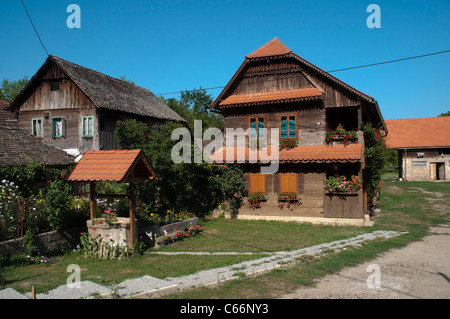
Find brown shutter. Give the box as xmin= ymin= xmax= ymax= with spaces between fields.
xmin=250 ymin=173 xmax=266 ymax=193
xmin=280 ymin=173 xmax=298 ymax=193
xmin=258 ymin=174 xmax=266 ymax=193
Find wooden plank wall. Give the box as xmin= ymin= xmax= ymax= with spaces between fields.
xmin=21 ymin=63 xmax=96 ymax=111
xmin=323 ymin=191 xmax=363 ymax=219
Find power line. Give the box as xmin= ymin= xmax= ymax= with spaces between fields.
xmin=156 ymin=49 xmax=450 ymax=96
xmin=20 ymin=0 xmax=49 ymax=56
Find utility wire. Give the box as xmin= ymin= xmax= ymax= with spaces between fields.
xmin=156 ymin=49 xmax=450 ymax=96
xmin=20 ymin=0 xmax=49 ymax=56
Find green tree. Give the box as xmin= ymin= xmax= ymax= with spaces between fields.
xmin=160 ymin=87 xmax=224 ymax=132
xmin=117 ymin=75 xmax=135 ymax=85
xmin=362 ymin=123 xmax=388 ymax=207
xmin=0 ymin=76 xmax=29 ymax=101
xmin=114 ymin=119 xmax=228 ymax=217
xmin=438 ymin=110 xmax=450 ymax=117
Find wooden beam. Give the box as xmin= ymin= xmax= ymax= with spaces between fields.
xmin=128 ymin=183 xmax=136 ymax=250
xmin=89 ymin=182 xmax=97 ymax=220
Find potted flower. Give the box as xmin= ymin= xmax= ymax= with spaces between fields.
xmin=326 ymin=124 xmax=358 ymax=145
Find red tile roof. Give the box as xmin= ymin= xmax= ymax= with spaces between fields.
xmin=246 ymin=38 xmax=292 ymax=58
xmin=68 ymin=150 xmax=158 ymax=182
xmin=218 ymin=88 xmax=322 ymax=107
xmin=210 ymin=144 xmax=362 ymax=164
xmin=385 ymin=117 xmax=450 ymax=149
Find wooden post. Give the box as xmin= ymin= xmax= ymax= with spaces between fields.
xmin=89 ymin=181 xmax=97 ymax=220
xmin=31 ymin=286 xmax=36 ymax=299
xmin=128 ymin=182 xmax=136 ymax=250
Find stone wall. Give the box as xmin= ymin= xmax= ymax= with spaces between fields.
xmin=402 ymin=155 xmax=450 ymax=181
xmin=0 ymin=225 xmax=86 ymax=256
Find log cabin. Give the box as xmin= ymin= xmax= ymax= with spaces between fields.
xmin=210 ymin=38 xmax=387 ymax=224
xmin=8 ymin=56 xmax=186 ymax=158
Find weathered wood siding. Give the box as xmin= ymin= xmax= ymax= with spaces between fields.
xmin=21 ymin=64 xmax=96 ymax=111
xmin=223 ymin=106 xmax=325 ymax=146
xmin=240 ymin=165 xmax=325 ymax=218
xmin=17 ymin=108 xmax=98 ymax=154
xmin=324 ymin=191 xmax=364 ymax=219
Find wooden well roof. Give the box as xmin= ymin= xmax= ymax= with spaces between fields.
xmin=67 ymin=149 xmax=159 ymax=183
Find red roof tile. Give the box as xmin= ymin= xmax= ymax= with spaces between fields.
xmin=219 ymin=88 xmax=322 ymax=107
xmin=385 ymin=117 xmax=450 ymax=149
xmin=68 ymin=150 xmax=158 ymax=182
xmin=246 ymin=38 xmax=292 ymax=58
xmin=210 ymin=144 xmax=362 ymax=164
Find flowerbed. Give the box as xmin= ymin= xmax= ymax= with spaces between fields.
xmin=325 ymin=175 xmax=362 ymax=193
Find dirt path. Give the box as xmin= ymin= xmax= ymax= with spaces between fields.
xmin=279 ymin=226 xmax=450 ymax=299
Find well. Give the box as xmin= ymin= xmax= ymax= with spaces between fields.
xmin=68 ymin=149 xmax=159 ymax=250
xmin=87 ymin=218 xmax=137 ymax=247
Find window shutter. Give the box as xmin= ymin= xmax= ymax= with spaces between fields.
xmin=250 ymin=174 xmax=266 ymax=193
xmin=280 ymin=173 xmax=298 ymax=193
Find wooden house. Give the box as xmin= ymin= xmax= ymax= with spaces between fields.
xmin=8 ymin=56 xmax=186 ymax=158
xmin=385 ymin=117 xmax=450 ymax=181
xmin=210 ymin=38 xmax=386 ymax=223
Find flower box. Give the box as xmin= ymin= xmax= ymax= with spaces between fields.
xmin=138 ymin=217 xmax=198 ymax=239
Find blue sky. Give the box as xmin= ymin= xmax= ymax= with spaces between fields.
xmin=1 ymin=0 xmax=449 ymax=120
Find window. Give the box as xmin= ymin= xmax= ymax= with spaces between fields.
xmin=279 ymin=114 xmax=297 ymax=139
xmin=32 ymin=118 xmax=44 ymax=138
xmin=51 ymin=117 xmax=65 ymax=138
xmin=50 ymin=80 xmax=60 ymax=91
xmin=249 ymin=173 xmax=266 ymax=193
xmin=82 ymin=116 xmax=95 ymax=137
xmin=249 ymin=117 xmax=265 ymax=140
xmin=280 ymin=173 xmax=298 ymax=193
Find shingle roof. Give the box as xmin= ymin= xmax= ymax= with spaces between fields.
xmin=219 ymin=88 xmax=322 ymax=107
xmin=210 ymin=144 xmax=362 ymax=164
xmin=9 ymin=56 xmax=186 ymax=123
xmin=0 ymin=124 xmax=75 ymax=167
xmin=0 ymin=99 xmax=16 ymax=123
xmin=67 ymin=149 xmax=159 ymax=182
xmin=385 ymin=117 xmax=450 ymax=149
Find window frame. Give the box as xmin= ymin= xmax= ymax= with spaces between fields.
xmin=51 ymin=117 xmax=65 ymax=138
xmin=32 ymin=118 xmax=44 ymax=138
xmin=278 ymin=113 xmax=298 ymax=140
xmin=82 ymin=116 xmax=95 ymax=138
xmin=248 ymin=116 xmax=266 ymax=140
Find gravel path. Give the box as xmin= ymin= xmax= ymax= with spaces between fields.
xmin=279 ymin=226 xmax=450 ymax=299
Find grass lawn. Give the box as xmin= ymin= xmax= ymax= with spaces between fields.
xmin=1 ymin=181 xmax=449 ymax=298
xmin=162 ymin=181 xmax=450 ymax=299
